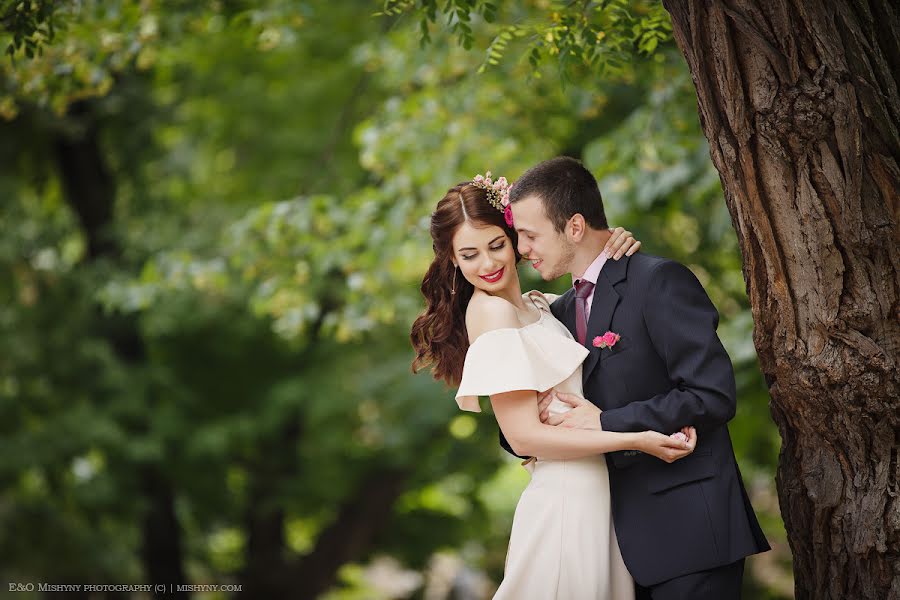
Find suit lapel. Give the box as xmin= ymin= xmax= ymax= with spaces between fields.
xmin=560 ymin=290 xmax=576 ymax=339
xmin=581 ymin=254 xmax=630 ymax=386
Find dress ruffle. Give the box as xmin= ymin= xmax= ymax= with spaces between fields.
xmin=455 ymin=321 xmax=589 ymax=412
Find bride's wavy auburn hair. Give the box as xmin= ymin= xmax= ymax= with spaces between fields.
xmin=410 ymin=181 xmax=522 ymax=387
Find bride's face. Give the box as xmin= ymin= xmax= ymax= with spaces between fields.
xmin=451 ymin=222 xmax=517 ymax=293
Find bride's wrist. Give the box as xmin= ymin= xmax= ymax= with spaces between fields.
xmin=632 ymin=432 xmax=649 ymax=453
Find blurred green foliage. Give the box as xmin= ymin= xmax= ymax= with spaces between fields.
xmin=1 ymin=1 xmax=790 ymax=598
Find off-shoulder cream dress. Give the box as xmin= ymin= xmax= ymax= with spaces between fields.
xmin=456 ymin=290 xmax=634 ymax=600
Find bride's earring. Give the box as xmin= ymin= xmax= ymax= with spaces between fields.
xmin=451 ymin=266 xmax=458 ymax=295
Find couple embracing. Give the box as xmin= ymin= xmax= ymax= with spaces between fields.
xmin=411 ymin=157 xmax=770 ymax=599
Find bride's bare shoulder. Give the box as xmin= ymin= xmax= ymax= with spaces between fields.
xmin=465 ymin=293 xmax=519 ymax=343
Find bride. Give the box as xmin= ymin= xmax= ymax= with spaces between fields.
xmin=410 ymin=173 xmax=696 ymax=599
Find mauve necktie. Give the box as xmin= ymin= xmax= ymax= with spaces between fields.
xmin=574 ymin=279 xmax=595 ymax=346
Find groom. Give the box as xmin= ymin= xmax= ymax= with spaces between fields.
xmin=506 ymin=156 xmax=770 ymax=599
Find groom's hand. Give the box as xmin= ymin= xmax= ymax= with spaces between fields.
xmin=545 ymin=392 xmax=602 ymax=431
xmin=537 ymin=389 xmax=556 ymax=422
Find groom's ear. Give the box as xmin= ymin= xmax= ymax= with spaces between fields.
xmin=567 ymin=213 xmax=587 ymax=242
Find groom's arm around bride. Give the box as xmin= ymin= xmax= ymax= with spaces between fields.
xmin=551 ymin=258 xmax=738 ymax=436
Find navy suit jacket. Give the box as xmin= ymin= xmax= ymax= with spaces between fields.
xmin=500 ymin=253 xmax=769 ymax=585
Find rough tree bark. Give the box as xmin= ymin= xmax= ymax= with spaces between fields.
xmin=662 ymin=1 xmax=899 ymax=598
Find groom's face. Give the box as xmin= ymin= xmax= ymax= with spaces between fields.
xmin=512 ymin=194 xmax=575 ymax=281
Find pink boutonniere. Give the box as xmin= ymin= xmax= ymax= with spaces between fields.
xmin=592 ymin=331 xmax=621 ymax=349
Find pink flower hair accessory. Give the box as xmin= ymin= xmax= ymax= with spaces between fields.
xmin=471 ymin=170 xmax=513 ymax=225
xmin=592 ymin=331 xmax=621 ymax=349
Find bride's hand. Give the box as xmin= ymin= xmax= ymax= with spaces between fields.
xmin=604 ymin=226 xmax=641 ymax=260
xmin=638 ymin=427 xmax=698 ymax=463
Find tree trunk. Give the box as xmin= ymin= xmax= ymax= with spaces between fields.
xmin=289 ymin=467 xmax=408 ymax=599
xmin=54 ymin=100 xmax=189 ymax=596
xmin=241 ymin=420 xmax=301 ymax=598
xmin=663 ymin=1 xmax=900 ymax=598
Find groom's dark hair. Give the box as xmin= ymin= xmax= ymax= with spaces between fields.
xmin=509 ymin=156 xmax=608 ymax=233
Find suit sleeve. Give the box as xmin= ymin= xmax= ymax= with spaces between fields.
xmin=599 ymin=260 xmax=737 ymax=433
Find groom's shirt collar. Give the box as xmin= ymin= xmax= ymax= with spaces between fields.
xmin=571 ymin=250 xmax=608 ymax=316
xmin=572 ymin=250 xmax=609 ymax=288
